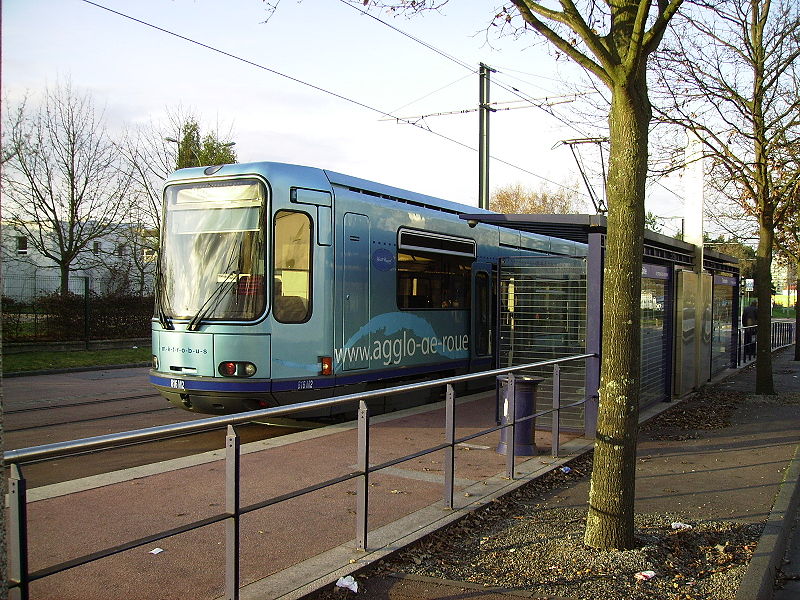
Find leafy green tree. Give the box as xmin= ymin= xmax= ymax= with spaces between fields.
xmin=645 ymin=211 xmax=662 ymax=233
xmin=173 ymin=117 xmax=237 ymax=169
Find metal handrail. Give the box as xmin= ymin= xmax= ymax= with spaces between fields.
xmin=6 ymin=353 xmax=595 ymax=600
xmin=3 ymin=353 xmax=595 ymax=466
xmin=736 ymin=321 xmax=796 ymax=367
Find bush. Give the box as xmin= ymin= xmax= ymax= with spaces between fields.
xmin=2 ymin=291 xmax=154 ymax=342
xmin=90 ymin=293 xmax=154 ymax=338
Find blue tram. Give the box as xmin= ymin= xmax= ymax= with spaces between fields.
xmin=149 ymin=161 xmax=587 ymax=415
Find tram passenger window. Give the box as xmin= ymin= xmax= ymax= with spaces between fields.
xmin=396 ymin=251 xmax=471 ymax=310
xmin=273 ymin=211 xmax=312 ymax=323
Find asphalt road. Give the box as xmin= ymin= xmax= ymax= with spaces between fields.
xmin=4 ymin=367 xmax=303 ymax=487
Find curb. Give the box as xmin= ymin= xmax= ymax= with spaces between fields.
xmin=3 ymin=362 xmax=151 ymax=378
xmin=735 ymin=444 xmax=800 ymax=600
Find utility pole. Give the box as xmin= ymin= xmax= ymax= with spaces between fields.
xmin=478 ymin=63 xmax=495 ymax=211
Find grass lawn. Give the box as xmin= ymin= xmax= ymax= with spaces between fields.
xmin=3 ymin=346 xmax=151 ymax=373
xmin=772 ymin=306 xmax=797 ymax=319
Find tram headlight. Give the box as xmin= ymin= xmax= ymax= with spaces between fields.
xmin=152 ymin=355 xmax=159 ymax=370
xmin=218 ymin=361 xmax=257 ymax=377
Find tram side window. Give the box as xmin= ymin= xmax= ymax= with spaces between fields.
xmin=273 ymin=211 xmax=312 ymax=323
xmin=397 ymin=251 xmax=471 ymax=310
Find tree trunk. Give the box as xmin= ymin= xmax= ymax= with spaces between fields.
xmin=60 ymin=263 xmax=71 ymax=296
xmin=755 ymin=220 xmax=774 ymax=393
xmin=584 ymin=78 xmax=649 ymax=550
xmin=794 ymin=259 xmax=799 ymax=362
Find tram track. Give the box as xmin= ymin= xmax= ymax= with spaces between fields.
xmin=3 ymin=369 xmax=302 ymax=487
xmin=4 ymin=392 xmax=163 ymax=415
xmin=4 ymin=391 xmax=182 ymax=434
xmin=5 ymin=405 xmax=177 ymax=433
xmin=6 ymin=392 xmax=308 ymax=487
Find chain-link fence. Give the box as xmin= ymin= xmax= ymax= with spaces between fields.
xmin=2 ymin=274 xmax=153 ymax=343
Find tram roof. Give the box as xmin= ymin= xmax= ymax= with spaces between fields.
xmin=459 ymin=213 xmax=739 ymax=272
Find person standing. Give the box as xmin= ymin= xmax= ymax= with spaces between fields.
xmin=742 ymin=301 xmax=758 ymax=360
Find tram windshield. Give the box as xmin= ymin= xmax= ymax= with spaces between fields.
xmin=158 ymin=179 xmax=267 ymax=324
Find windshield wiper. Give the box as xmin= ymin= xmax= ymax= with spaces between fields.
xmin=186 ymin=271 xmax=239 ymax=332
xmin=155 ymin=269 xmax=174 ymax=330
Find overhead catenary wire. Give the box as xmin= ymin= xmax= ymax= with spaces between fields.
xmin=80 ymin=0 xmax=584 ymax=196
xmin=337 ymin=0 xmax=475 ymax=72
xmin=340 ymin=3 xmax=690 ymax=212
xmin=387 ymin=72 xmax=475 ymax=115
xmin=340 ymin=0 xmax=594 ymax=139
xmin=381 ymin=97 xmax=577 ymax=123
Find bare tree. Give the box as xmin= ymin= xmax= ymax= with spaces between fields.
xmin=2 ymin=82 xmax=132 ymax=294
xmin=117 ymin=120 xmax=176 ymax=257
xmin=118 ymin=108 xmax=238 ymax=260
xmin=491 ymin=182 xmax=580 ymax=214
xmin=653 ymin=0 xmax=800 ymax=393
xmin=505 ymin=0 xmax=682 ymax=550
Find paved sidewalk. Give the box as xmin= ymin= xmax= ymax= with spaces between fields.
xmin=303 ymin=349 xmax=800 ymax=600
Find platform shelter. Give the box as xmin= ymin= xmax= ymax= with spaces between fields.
xmin=461 ymin=213 xmax=741 ymax=437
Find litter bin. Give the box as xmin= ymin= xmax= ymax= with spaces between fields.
xmin=496 ymin=375 xmax=543 ymax=456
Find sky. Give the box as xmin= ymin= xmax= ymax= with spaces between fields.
xmin=2 ymin=0 xmax=687 ymax=235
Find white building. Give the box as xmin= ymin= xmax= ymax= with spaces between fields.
xmin=2 ymin=220 xmax=156 ymax=301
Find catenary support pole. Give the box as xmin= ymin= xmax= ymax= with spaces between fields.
xmin=478 ymin=63 xmax=495 ymax=211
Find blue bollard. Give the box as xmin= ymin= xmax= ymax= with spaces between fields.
xmin=496 ymin=375 xmax=543 ymax=456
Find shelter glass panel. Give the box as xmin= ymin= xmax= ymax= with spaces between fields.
xmin=674 ymin=270 xmax=698 ymax=395
xmin=711 ymin=278 xmax=735 ymax=375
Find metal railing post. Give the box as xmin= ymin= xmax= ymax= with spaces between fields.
xmin=444 ymin=384 xmax=456 ymax=509
xmin=83 ymin=276 xmax=91 ymax=350
xmin=9 ymin=464 xmax=29 ymax=600
xmin=356 ymin=400 xmax=370 ymax=550
xmin=505 ymin=374 xmax=516 ymax=480
xmin=225 ymin=425 xmax=240 ymax=600
xmin=552 ymin=365 xmax=561 ymax=458
xmin=737 ymin=328 xmax=742 ymax=367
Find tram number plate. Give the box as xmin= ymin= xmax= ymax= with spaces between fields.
xmin=170 ymin=379 xmax=186 ymax=390
xmin=297 ymin=380 xmax=314 ymax=390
